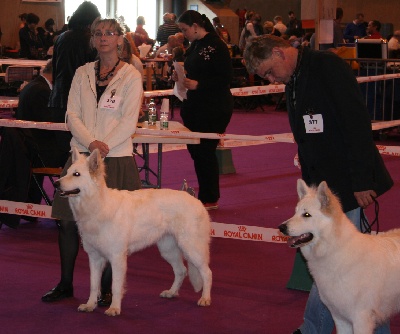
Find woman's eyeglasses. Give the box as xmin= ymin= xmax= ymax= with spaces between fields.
xmin=93 ymin=31 xmax=119 ymax=38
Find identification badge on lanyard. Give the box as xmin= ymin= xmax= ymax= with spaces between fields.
xmin=303 ymin=114 xmax=323 ymax=133
xmin=99 ymin=89 xmax=121 ymax=110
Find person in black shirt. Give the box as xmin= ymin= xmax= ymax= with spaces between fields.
xmin=19 ymin=13 xmax=44 ymax=59
xmin=175 ymin=10 xmax=233 ymax=211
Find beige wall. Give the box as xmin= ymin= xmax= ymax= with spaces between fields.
xmin=187 ymin=0 xmax=239 ymax=45
xmin=1 ymin=0 xmax=64 ymax=49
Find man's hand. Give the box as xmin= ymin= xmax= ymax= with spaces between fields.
xmin=354 ymin=190 xmax=377 ymax=208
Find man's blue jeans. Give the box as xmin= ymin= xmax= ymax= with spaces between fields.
xmin=298 ymin=207 xmax=391 ymax=334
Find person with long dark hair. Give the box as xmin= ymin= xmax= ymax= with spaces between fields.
xmin=48 ymin=1 xmax=100 ymax=168
xmin=41 ymin=1 xmax=103 ymax=303
xmin=175 ymin=10 xmax=233 ymax=210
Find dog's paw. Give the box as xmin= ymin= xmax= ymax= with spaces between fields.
xmin=197 ymin=297 xmax=211 ymax=307
xmin=104 ymin=307 xmax=121 ymax=316
xmin=77 ymin=303 xmax=96 ymax=312
xmin=159 ymin=290 xmax=179 ymax=299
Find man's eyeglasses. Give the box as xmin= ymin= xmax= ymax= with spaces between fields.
xmin=92 ymin=31 xmax=119 ymax=38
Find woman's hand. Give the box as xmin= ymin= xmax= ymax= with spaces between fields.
xmin=183 ymin=77 xmax=198 ymax=90
xmin=89 ymin=140 xmax=109 ymax=158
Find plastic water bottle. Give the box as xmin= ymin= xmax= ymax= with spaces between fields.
xmin=160 ymin=109 xmax=169 ymax=130
xmin=148 ymin=99 xmax=157 ymax=126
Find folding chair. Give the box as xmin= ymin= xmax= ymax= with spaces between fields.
xmin=31 ymin=153 xmax=62 ymax=205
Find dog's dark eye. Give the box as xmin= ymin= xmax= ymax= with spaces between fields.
xmin=73 ymin=172 xmax=80 ymax=177
xmin=303 ymin=212 xmax=311 ymax=217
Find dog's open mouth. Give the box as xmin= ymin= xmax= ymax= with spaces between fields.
xmin=287 ymin=233 xmax=314 ymax=248
xmin=58 ymin=189 xmax=80 ymax=197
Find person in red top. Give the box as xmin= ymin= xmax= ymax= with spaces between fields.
xmin=365 ymin=20 xmax=382 ymax=39
xmin=133 ymin=16 xmax=154 ymax=46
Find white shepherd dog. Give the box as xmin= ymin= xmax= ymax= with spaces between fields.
xmin=55 ymin=148 xmax=212 ymax=316
xmin=279 ymin=179 xmax=400 ymax=334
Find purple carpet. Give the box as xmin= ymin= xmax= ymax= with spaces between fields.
xmin=1 ymin=105 xmax=400 ymax=333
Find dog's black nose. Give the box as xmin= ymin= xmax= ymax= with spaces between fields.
xmin=54 ymin=180 xmax=60 ymax=189
xmin=278 ymin=223 xmax=288 ymax=235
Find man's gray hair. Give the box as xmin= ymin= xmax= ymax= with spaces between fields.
xmin=243 ymin=35 xmax=290 ymax=74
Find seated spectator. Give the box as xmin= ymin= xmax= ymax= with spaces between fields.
xmin=273 ymin=15 xmax=287 ymax=35
xmin=388 ymin=30 xmax=400 ymax=58
xmin=16 ymin=59 xmax=58 ymax=166
xmin=344 ymin=13 xmax=367 ymax=42
xmin=37 ymin=18 xmax=55 ymax=50
xmin=212 ymin=17 xmax=231 ymax=44
xmin=156 ymin=13 xmax=181 ymax=47
xmin=19 ymin=13 xmax=45 ymax=59
xmin=175 ymin=31 xmax=189 ymax=49
xmin=133 ymin=16 xmax=154 ymax=47
xmin=263 ymin=21 xmax=281 ymax=36
xmin=365 ymin=20 xmax=382 ymax=39
xmin=156 ymin=34 xmax=180 ymax=58
xmin=15 ymin=59 xmax=59 ymax=206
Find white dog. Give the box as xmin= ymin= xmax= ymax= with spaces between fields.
xmin=279 ymin=179 xmax=400 ymax=334
xmin=55 ymin=148 xmax=212 ymax=316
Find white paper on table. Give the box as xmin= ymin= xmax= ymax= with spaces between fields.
xmin=138 ymin=44 xmax=152 ymax=58
xmin=173 ymin=61 xmax=187 ymax=101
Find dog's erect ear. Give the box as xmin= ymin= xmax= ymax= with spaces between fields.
xmin=71 ymin=147 xmax=80 ymax=163
xmin=317 ymin=181 xmax=331 ymax=209
xmin=88 ymin=149 xmax=102 ymax=174
xmin=297 ymin=179 xmax=309 ymax=199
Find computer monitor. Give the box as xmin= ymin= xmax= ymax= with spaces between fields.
xmin=356 ymin=39 xmax=388 ymax=59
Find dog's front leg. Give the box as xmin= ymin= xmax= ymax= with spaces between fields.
xmin=78 ymin=253 xmax=106 ymax=313
xmin=104 ymin=255 xmax=127 ymax=316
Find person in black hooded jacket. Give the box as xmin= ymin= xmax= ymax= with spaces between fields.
xmin=48 ymin=1 xmax=100 ymax=168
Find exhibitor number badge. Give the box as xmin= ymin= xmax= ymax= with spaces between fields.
xmin=303 ymin=114 xmax=323 ymax=133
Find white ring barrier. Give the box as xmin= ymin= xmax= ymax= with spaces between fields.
xmin=0 ymin=199 xmax=287 ymax=244
xmin=143 ymin=84 xmax=286 ymax=98
xmin=142 ymin=74 xmax=400 ymax=99
xmin=356 ymin=72 xmax=400 ymax=83
xmin=1 ymin=79 xmax=399 ymax=242
xmin=1 ymin=119 xmax=399 ymax=144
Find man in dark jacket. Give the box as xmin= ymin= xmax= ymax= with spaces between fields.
xmin=244 ymin=35 xmax=392 ymax=334
xmin=16 ymin=60 xmax=58 ymax=205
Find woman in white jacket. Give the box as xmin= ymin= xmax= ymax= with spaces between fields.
xmin=42 ymin=18 xmax=143 ymax=307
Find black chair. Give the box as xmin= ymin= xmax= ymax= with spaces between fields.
xmin=31 ymin=154 xmax=62 ymax=206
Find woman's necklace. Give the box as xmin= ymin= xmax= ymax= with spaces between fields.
xmin=96 ymin=59 xmax=120 ymax=83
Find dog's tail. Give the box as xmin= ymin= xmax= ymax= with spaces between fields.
xmin=188 ymin=261 xmax=203 ymax=292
